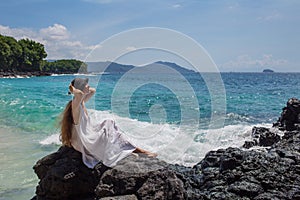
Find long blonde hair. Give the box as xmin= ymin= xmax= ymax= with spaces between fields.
xmin=60 ymin=100 xmax=73 ymax=147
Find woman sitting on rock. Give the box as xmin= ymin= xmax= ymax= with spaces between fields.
xmin=60 ymin=78 xmax=157 ymax=168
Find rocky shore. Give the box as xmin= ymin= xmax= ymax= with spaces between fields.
xmin=31 ymin=98 xmax=300 ymax=200
xmin=0 ymin=70 xmax=52 ymax=78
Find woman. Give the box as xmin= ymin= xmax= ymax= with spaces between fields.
xmin=60 ymin=78 xmax=157 ymax=168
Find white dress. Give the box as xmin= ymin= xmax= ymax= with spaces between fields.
xmin=71 ymin=104 xmax=136 ymax=168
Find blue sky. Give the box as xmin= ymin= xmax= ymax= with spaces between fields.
xmin=0 ymin=0 xmax=299 ymax=72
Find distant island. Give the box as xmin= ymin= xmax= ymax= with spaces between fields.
xmin=263 ymin=69 xmax=274 ymax=73
xmin=87 ymin=61 xmax=196 ymax=74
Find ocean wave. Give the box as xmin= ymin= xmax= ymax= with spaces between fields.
xmin=51 ymin=73 xmax=99 ymax=77
xmin=90 ymin=72 xmax=110 ymax=75
xmin=0 ymin=76 xmax=29 ymax=79
xmin=40 ymin=133 xmax=60 ymax=145
xmin=39 ymin=109 xmax=273 ymax=167
xmin=226 ymin=112 xmax=251 ymax=121
xmin=225 ymin=112 xmax=257 ymax=124
xmin=51 ymin=74 xmax=70 ymax=76
xmin=9 ymin=98 xmax=20 ymax=106
xmin=73 ymin=73 xmax=97 ymax=76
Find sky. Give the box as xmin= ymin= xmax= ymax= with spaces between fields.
xmin=0 ymin=0 xmax=299 ymax=72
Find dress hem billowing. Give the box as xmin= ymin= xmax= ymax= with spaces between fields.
xmin=71 ymin=104 xmax=136 ymax=168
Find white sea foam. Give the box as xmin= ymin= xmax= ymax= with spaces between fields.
xmin=90 ymin=72 xmax=110 ymax=75
xmin=51 ymin=74 xmax=69 ymax=76
xmin=40 ymin=133 xmax=60 ymax=145
xmin=39 ymin=109 xmax=273 ymax=167
xmin=226 ymin=112 xmax=253 ymax=122
xmin=9 ymin=98 xmax=20 ymax=105
xmin=16 ymin=75 xmax=30 ymax=78
xmin=73 ymin=73 xmax=97 ymax=76
xmin=51 ymin=73 xmax=99 ymax=77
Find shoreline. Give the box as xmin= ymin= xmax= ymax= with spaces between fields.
xmin=0 ymin=71 xmax=52 ymax=78
xmin=0 ymin=71 xmax=96 ymax=78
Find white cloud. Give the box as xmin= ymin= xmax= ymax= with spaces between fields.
xmin=39 ymin=24 xmax=69 ymax=41
xmin=257 ymin=10 xmax=282 ymax=22
xmin=0 ymin=25 xmax=37 ymax=40
xmin=82 ymin=0 xmax=124 ymax=4
xmin=221 ymin=54 xmax=288 ymax=71
xmin=172 ymin=4 xmax=181 ymax=9
xmin=227 ymin=3 xmax=239 ymax=10
xmin=0 ymin=24 xmax=95 ymax=60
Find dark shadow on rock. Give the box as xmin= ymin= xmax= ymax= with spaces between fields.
xmin=243 ymin=126 xmax=281 ymax=149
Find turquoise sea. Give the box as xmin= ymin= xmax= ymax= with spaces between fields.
xmin=1 ymin=72 xmax=300 ymax=199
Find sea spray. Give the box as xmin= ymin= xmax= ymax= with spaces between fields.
xmin=39 ymin=108 xmax=273 ymax=166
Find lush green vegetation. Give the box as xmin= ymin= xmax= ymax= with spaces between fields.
xmin=0 ymin=34 xmax=47 ymax=71
xmin=42 ymin=59 xmax=87 ymax=73
xmin=0 ymin=34 xmax=86 ymax=73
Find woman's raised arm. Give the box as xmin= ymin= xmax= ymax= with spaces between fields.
xmin=69 ymin=85 xmax=84 ymax=125
xmin=83 ymin=87 xmax=96 ymax=103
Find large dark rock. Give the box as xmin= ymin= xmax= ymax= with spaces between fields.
xmin=190 ymin=129 xmax=300 ymax=199
xmin=32 ymin=98 xmax=300 ymax=200
xmin=274 ymin=98 xmax=300 ymax=131
xmin=243 ymin=126 xmax=281 ymax=149
xmin=93 ymin=154 xmax=186 ymax=199
xmin=32 ymin=146 xmax=109 ymax=200
xmin=94 ymin=155 xmax=186 ymax=200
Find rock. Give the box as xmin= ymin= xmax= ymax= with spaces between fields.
xmin=219 ymin=147 xmax=244 ymax=172
xmin=274 ymin=98 xmax=300 ymax=131
xmin=0 ymin=70 xmax=52 ymax=78
xmin=33 ymin=146 xmax=108 ymax=199
xmin=99 ymin=195 xmax=138 ymax=200
xmin=228 ymin=180 xmax=263 ymax=197
xmin=243 ymin=140 xmax=256 ymax=149
xmin=254 ymin=191 xmax=286 ymax=200
xmin=258 ymin=129 xmax=280 ymax=146
xmin=243 ymin=127 xmax=280 ymax=149
xmin=136 ymin=169 xmax=186 ymax=199
xmin=94 ymin=155 xmax=187 ymax=199
xmin=94 ymin=154 xmax=170 ymax=198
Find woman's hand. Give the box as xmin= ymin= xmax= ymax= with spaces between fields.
xmin=69 ymin=85 xmax=84 ymax=95
xmin=83 ymin=87 xmax=96 ymax=102
xmin=88 ymin=87 xmax=96 ymax=94
xmin=69 ymin=85 xmax=74 ymax=93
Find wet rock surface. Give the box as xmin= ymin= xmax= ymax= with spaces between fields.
xmin=32 ymin=98 xmax=300 ymax=200
xmin=274 ymin=97 xmax=300 ymax=131
xmin=243 ymin=126 xmax=281 ymax=149
xmin=0 ymin=70 xmax=52 ymax=78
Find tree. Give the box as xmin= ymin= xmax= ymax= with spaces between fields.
xmin=5 ymin=36 xmax=22 ymax=69
xmin=42 ymin=59 xmax=87 ymax=73
xmin=0 ymin=34 xmax=87 ymax=74
xmin=18 ymin=38 xmax=47 ymax=71
xmin=0 ymin=36 xmax=12 ymax=70
xmin=0 ymin=35 xmax=22 ymax=71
